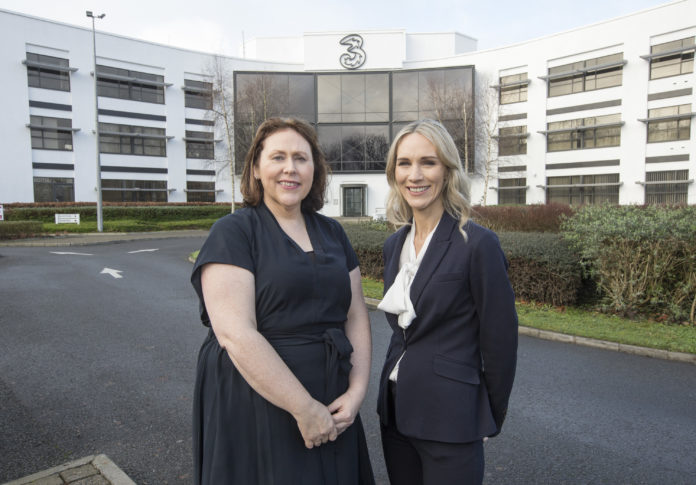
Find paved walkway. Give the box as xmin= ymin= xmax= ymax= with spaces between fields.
xmin=2 ymin=455 xmax=134 ymax=485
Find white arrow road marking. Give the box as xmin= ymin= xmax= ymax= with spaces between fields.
xmin=101 ymin=267 xmax=123 ymax=279
xmin=128 ymin=248 xmax=159 ymax=254
xmin=50 ymin=251 xmax=93 ymax=256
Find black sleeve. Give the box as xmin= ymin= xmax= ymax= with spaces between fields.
xmin=190 ymin=213 xmax=254 ymax=325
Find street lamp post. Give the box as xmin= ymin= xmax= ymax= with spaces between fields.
xmin=86 ymin=10 xmax=105 ymax=232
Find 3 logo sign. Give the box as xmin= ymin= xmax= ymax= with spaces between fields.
xmin=339 ymin=34 xmax=366 ymax=70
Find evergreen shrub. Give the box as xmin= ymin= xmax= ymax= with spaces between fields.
xmin=0 ymin=221 xmax=43 ymax=239
xmin=472 ymin=204 xmax=573 ymax=233
xmin=561 ymin=205 xmax=696 ymax=324
xmin=497 ymin=232 xmax=584 ymax=306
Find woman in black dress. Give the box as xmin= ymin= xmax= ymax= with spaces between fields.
xmin=191 ymin=118 xmax=375 ymax=484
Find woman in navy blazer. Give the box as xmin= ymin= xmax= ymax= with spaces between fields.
xmin=377 ymin=119 xmax=518 ymax=484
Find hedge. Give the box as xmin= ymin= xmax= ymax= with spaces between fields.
xmin=3 ymin=204 xmax=234 ymax=223
xmin=561 ymin=204 xmax=696 ymax=323
xmin=0 ymin=221 xmax=43 ymax=239
xmin=341 ymin=221 xmax=583 ymax=306
xmin=471 ymin=203 xmax=573 ymax=233
xmin=497 ymin=232 xmax=584 ymax=306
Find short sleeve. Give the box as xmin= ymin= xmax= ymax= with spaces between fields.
xmin=190 ymin=213 xmax=255 ymax=325
xmin=331 ymin=219 xmax=359 ymax=272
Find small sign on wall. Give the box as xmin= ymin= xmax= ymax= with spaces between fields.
xmin=0 ymin=204 xmax=4 ymax=221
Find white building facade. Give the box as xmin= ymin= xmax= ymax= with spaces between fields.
xmin=0 ymin=0 xmax=694 ymax=216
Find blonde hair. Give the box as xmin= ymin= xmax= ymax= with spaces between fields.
xmin=385 ymin=119 xmax=471 ymax=239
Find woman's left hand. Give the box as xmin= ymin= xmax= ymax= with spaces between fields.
xmin=328 ymin=390 xmax=362 ymax=435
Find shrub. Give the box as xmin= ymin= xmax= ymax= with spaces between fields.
xmin=561 ymin=205 xmax=696 ymax=324
xmin=497 ymin=232 xmax=584 ymax=306
xmin=341 ymin=221 xmax=392 ymax=280
xmin=472 ymin=204 xmax=573 ymax=233
xmin=0 ymin=221 xmax=43 ymax=239
xmin=4 ymin=204 xmax=233 ymax=223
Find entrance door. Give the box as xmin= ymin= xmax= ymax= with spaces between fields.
xmin=342 ymin=185 xmax=365 ymax=217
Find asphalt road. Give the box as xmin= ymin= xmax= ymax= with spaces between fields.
xmin=1 ymin=238 xmax=695 ymax=484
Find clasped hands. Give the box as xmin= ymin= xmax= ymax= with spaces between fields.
xmin=294 ymin=390 xmax=361 ymax=449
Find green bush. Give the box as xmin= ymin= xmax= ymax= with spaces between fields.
xmin=341 ymin=221 xmax=584 ymax=306
xmin=0 ymin=221 xmax=43 ymax=239
xmin=498 ymin=232 xmax=584 ymax=306
xmin=561 ymin=205 xmax=696 ymax=324
xmin=4 ymin=204 xmax=233 ymax=223
xmin=341 ymin=221 xmax=392 ymax=280
xmin=472 ymin=204 xmax=573 ymax=233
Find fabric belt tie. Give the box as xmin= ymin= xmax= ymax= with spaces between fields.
xmin=265 ymin=327 xmax=353 ymax=485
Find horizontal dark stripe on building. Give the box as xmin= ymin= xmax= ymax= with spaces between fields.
xmin=101 ymin=166 xmax=168 ymax=174
xmin=32 ymin=162 xmax=74 ymax=170
xmin=186 ymin=169 xmax=216 ymax=175
xmin=546 ymin=159 xmax=620 ymax=170
xmin=499 ymin=165 xmax=526 ymax=173
xmin=546 ymin=99 xmax=621 ymax=116
xmin=29 ymin=100 xmax=72 ymax=111
xmin=645 ymin=154 xmax=690 ymax=164
xmin=647 ymin=88 xmax=692 ymax=101
xmin=498 ymin=113 xmax=527 ymax=122
xmin=185 ymin=118 xmax=215 ymax=126
xmin=98 ymin=109 xmax=167 ymax=122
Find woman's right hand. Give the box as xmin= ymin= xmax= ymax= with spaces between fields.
xmin=294 ymin=399 xmax=338 ymax=449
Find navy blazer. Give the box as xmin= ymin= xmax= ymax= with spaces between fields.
xmin=377 ymin=211 xmax=518 ymax=443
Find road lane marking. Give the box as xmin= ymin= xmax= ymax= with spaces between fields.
xmin=128 ymin=248 xmax=159 ymax=254
xmin=50 ymin=251 xmax=93 ymax=256
xmin=101 ymin=267 xmax=123 ymax=279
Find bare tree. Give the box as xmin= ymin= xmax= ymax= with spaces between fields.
xmin=475 ymin=76 xmax=500 ymax=206
xmin=207 ymin=55 xmax=236 ymax=213
xmin=424 ymin=78 xmax=475 ymax=174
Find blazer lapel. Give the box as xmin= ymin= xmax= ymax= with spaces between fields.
xmin=383 ymin=225 xmax=410 ymax=293
xmin=409 ymin=212 xmax=456 ymax=309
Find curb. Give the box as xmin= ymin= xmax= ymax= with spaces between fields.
xmin=366 ymin=298 xmax=696 ymax=365
xmin=0 ymin=230 xmax=209 ymax=247
xmin=2 ymin=454 xmax=136 ymax=485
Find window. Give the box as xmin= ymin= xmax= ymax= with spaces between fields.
xmin=499 ymin=73 xmax=528 ymax=104
xmin=234 ymin=72 xmax=316 ymax=170
xmin=649 ymin=37 xmax=694 ymax=80
xmin=646 ymin=104 xmax=692 ymax=143
xmin=498 ymin=178 xmax=526 ymax=205
xmin=318 ymin=73 xmax=389 ymax=123
xmin=546 ymin=173 xmax=619 ymax=205
xmin=184 ymin=80 xmax=213 ymax=109
xmin=233 ymin=68 xmax=475 ymax=173
xmin=319 ymin=125 xmax=389 ymax=172
xmin=97 ymin=65 xmax=166 ymax=104
xmin=548 ymin=53 xmax=623 ymax=97
xmin=645 ymin=170 xmax=689 ymax=204
xmin=29 ymin=116 xmax=73 ymax=151
xmin=25 ymin=53 xmax=71 ymax=91
xmin=33 ymin=177 xmax=74 ymax=202
xmin=546 ymin=114 xmax=621 ymax=152
xmin=101 ymin=179 xmax=168 ymax=202
xmin=99 ymin=123 xmax=167 ymax=156
xmin=186 ymin=181 xmax=215 ymax=202
xmin=185 ymin=131 xmax=214 ymax=159
xmin=497 ymin=125 xmax=527 ymax=156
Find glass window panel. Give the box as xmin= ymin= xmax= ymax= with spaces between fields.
xmin=364 ymin=74 xmax=389 ymax=122
xmin=317 ymin=75 xmax=341 ymax=122
xmin=392 ymin=72 xmax=419 ymax=121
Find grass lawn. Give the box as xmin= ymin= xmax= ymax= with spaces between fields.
xmin=43 ymin=219 xmax=217 ymax=233
xmin=362 ymin=277 xmax=696 ymax=355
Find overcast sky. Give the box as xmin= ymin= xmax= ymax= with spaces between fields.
xmin=0 ymin=0 xmax=676 ymax=57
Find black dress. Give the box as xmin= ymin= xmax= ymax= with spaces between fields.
xmin=190 ymin=203 xmax=375 ymax=485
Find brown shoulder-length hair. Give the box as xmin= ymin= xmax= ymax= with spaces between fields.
xmin=241 ymin=117 xmax=328 ymax=212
